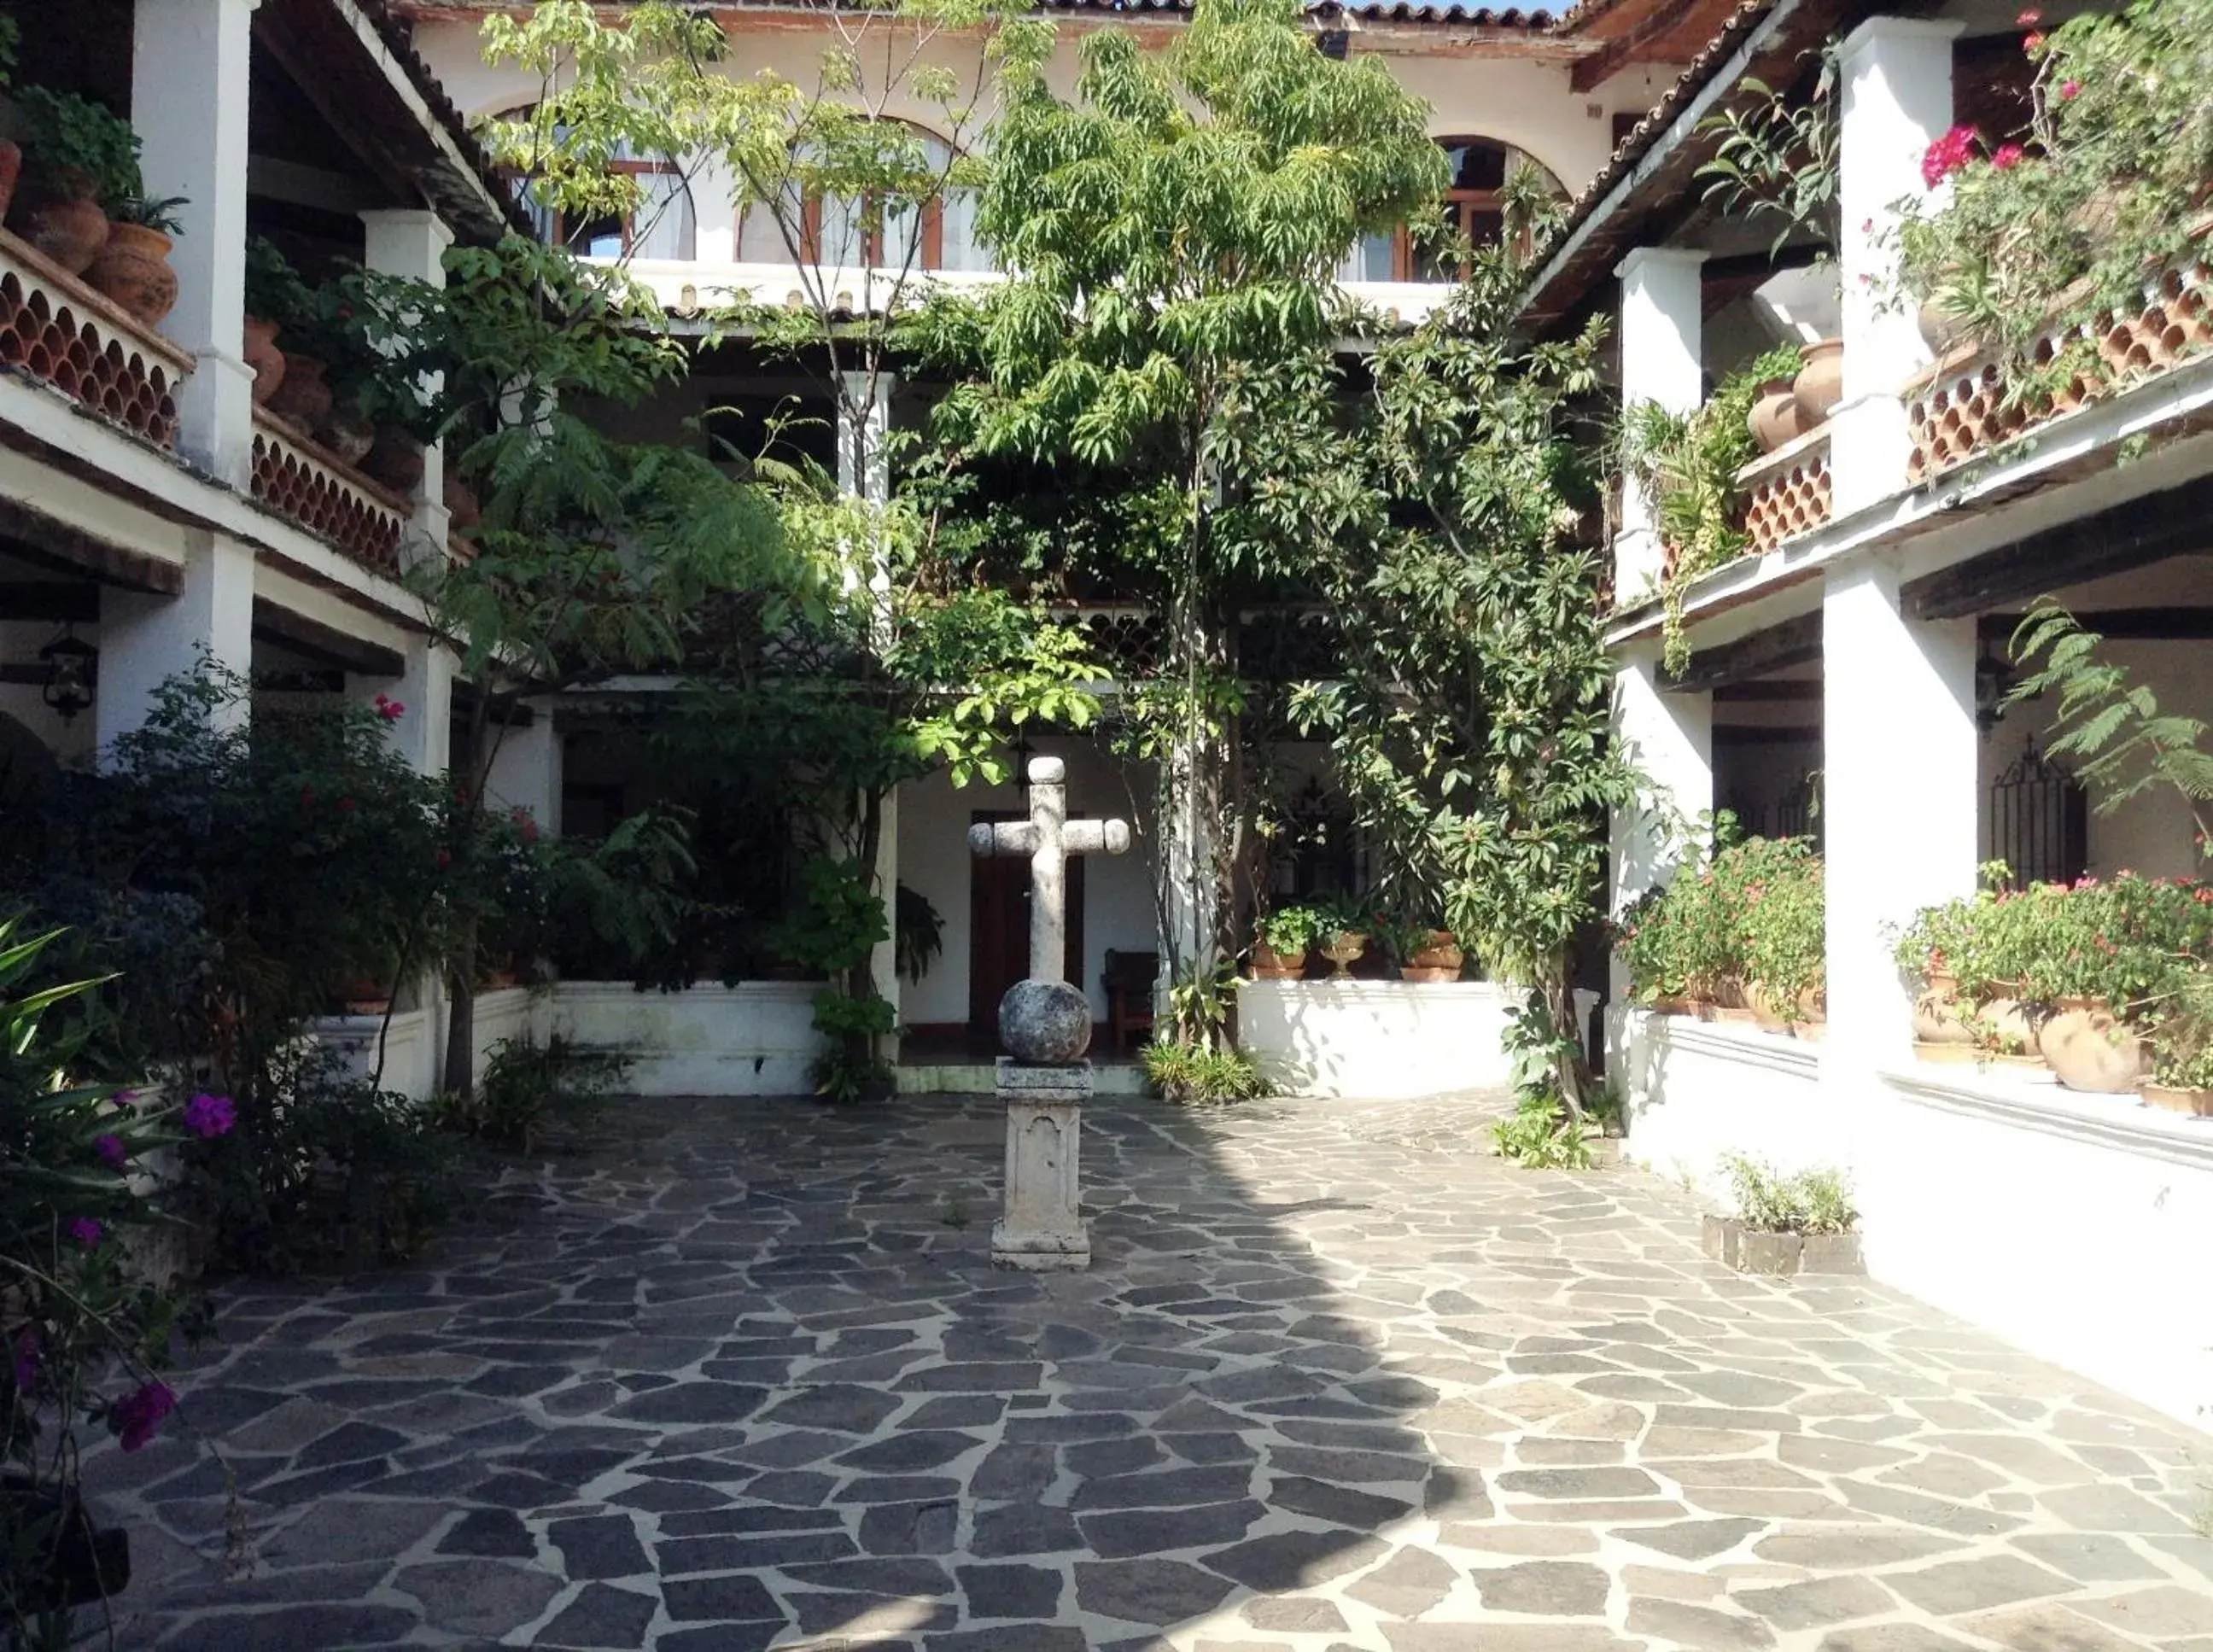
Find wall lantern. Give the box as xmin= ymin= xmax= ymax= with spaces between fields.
xmin=39 ymin=624 xmax=97 ymax=721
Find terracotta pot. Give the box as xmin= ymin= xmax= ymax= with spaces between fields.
xmin=2143 ymin=1083 xmax=2213 ymax=1118
xmin=0 ymin=140 xmax=21 ymax=225
xmin=1912 ymin=968 xmax=1974 ymax=1046
xmin=1969 ymin=995 xmax=2037 ymax=1057
xmin=365 ymin=427 xmax=427 ymax=493
xmin=267 ymin=353 xmax=333 ymax=429
xmin=1648 ymin=994 xmax=1693 ymax=1015
xmin=318 ymin=406 xmax=376 ymax=466
xmin=1790 ymin=338 xmax=1846 ymax=427
xmin=1747 ymin=379 xmax=1807 ymax=452
xmin=242 ymin=316 xmax=286 ymax=406
xmin=1319 ymin=931 xmax=1367 ymax=978
xmin=343 ymin=983 xmax=394 ymax=1016
xmin=83 ymin=222 xmax=178 ymax=326
xmin=444 ymin=472 xmax=481 ymax=530
xmin=2037 ymin=996 xmax=2146 ymax=1094
xmin=1249 ymin=943 xmax=1305 ymax=981
xmin=1404 ymin=931 xmax=1464 ymax=983
xmin=19 ymin=192 xmax=109 ymax=277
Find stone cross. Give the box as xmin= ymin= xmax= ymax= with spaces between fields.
xmin=966 ymin=756 xmax=1131 ymax=988
xmin=966 ymin=753 xmax=1130 ymax=1272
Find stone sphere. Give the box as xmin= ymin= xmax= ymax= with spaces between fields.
xmin=999 ymin=978 xmax=1092 ymax=1063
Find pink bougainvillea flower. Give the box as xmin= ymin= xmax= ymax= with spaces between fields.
xmin=70 ymin=1217 xmax=103 ymax=1248
xmin=1992 ymin=143 xmax=2026 ymax=170
xmin=435 ymin=848 xmax=453 ymax=868
xmin=1921 ymin=125 xmax=1981 ymax=187
xmin=2023 ymin=31 xmax=2045 ymax=50
xmin=95 ymin=1133 xmax=127 ymax=1169
xmin=112 ymin=1089 xmax=138 ymax=1106
xmin=114 ymin=1381 xmax=178 ymax=1452
xmin=183 ymin=1093 xmax=236 ymax=1139
xmin=2060 ymin=79 xmax=2081 ymax=100
xmin=372 ymin=693 xmax=406 ymax=722
xmin=2017 ymin=7 xmax=2040 ymax=21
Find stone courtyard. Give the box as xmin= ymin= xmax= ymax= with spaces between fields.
xmin=82 ymin=1090 xmax=2213 ymax=1650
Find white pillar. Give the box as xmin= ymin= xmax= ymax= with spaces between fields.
xmin=1608 ymin=643 xmax=1713 ymax=1041
xmin=692 ymin=154 xmax=739 ymax=265
xmin=133 ymin=0 xmax=259 ymax=487
xmin=837 ymin=370 xmax=893 ymax=505
xmin=873 ymin=786 xmax=901 ymax=1055
xmin=1831 ymin=16 xmax=1959 ymax=514
xmin=384 ymin=635 xmax=456 ymax=779
xmin=1614 ymin=248 xmax=1707 ymax=604
xmin=1823 ymin=560 xmax=1977 ymax=1071
xmin=360 ymin=209 xmax=457 ymax=561
xmin=96 ymin=531 xmax=254 ymax=750
xmin=485 ymin=703 xmax=562 ymax=831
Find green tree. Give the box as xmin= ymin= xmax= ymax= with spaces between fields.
xmin=1295 ymin=245 xmax=1632 ymax=1119
xmin=910 ymin=0 xmax=1446 ymax=1010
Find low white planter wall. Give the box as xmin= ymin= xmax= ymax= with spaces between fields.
xmin=1622 ymin=1011 xmax=2213 ymax=1432
xmin=312 ymin=1007 xmax=440 ymax=1101
xmin=545 ymin=981 xmax=825 ymax=1096
xmin=1236 ymin=979 xmax=1520 ymax=1099
xmin=470 ymin=986 xmax=542 ymax=1073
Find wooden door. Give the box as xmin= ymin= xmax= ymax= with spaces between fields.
xmin=968 ymin=810 xmax=1085 ymax=1042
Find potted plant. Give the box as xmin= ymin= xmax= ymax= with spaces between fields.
xmin=1381 ymin=916 xmax=1464 ymax=984
xmin=1316 ymin=896 xmax=1370 ymax=979
xmin=2145 ymin=1022 xmax=2213 ymax=1117
xmin=242 ymin=236 xmax=314 ymax=409
xmin=1251 ymin=903 xmax=1321 ymax=979
xmin=1702 ymin=1154 xmax=1863 ymax=1276
xmin=84 ymin=191 xmax=185 ymax=326
xmin=1738 ymin=839 xmax=1824 ymax=1036
xmin=9 ymin=88 xmax=139 ymax=276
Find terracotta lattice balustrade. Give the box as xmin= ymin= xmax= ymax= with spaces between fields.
xmin=0 ymin=228 xmax=188 ymax=449
xmin=249 ymin=410 xmax=409 ymax=577
xmin=1735 ymin=423 xmax=1834 ymax=555
xmin=1907 ymin=248 xmax=2213 ymax=483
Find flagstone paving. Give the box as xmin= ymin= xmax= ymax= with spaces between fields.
xmin=82 ymin=1090 xmax=2213 ymax=1649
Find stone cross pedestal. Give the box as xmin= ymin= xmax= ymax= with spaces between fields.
xmin=967 ymin=755 xmax=1130 ymax=1270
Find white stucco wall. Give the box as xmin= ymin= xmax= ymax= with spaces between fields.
xmin=545 ymin=981 xmax=825 ymax=1095
xmin=1237 ymin=979 xmax=1521 ymax=1099
xmin=1622 ymin=1013 xmax=2213 ymax=1433
xmin=897 ymin=741 xmax=1159 ymax=1025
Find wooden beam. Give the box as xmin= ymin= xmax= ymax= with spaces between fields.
xmin=251 ymin=598 xmax=406 ymax=677
xmin=1901 ymin=472 xmax=2213 ymax=621
xmin=1979 ymin=607 xmax=2213 ymax=644
xmin=1714 ymin=679 xmax=1823 ymax=702
xmin=0 ymin=498 xmax=183 ymax=595
xmin=0 ymin=582 xmax=100 ymax=623
xmin=1712 ymin=724 xmax=1822 ymax=744
xmin=1663 ymin=610 xmax=1824 ymax=695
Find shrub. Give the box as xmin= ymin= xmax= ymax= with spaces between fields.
xmin=1142 ymin=1041 xmax=1269 ymax=1105
xmin=1490 ymin=1094 xmax=1594 ymax=1169
xmin=434 ymin=1035 xmax=627 ymax=1152
xmin=1255 ymin=903 xmax=1326 ymax=959
xmin=1721 ymin=1153 xmax=1857 ymax=1235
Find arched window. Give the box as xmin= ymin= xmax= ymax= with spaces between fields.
xmin=497 ymin=114 xmax=698 ymax=262
xmin=734 ymin=126 xmax=989 ymax=274
xmin=1340 ymin=137 xmax=1555 ymax=283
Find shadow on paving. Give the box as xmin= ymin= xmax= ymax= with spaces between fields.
xmin=74 ymin=1090 xmax=2213 ymax=1650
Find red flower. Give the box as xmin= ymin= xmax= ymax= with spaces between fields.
xmin=1921 ymin=124 xmax=1982 ymax=188
xmin=2060 ymin=79 xmax=2081 ymax=100
xmin=435 ymin=848 xmax=453 ymax=868
xmin=2023 ymin=31 xmax=2045 ymax=50
xmin=2017 ymin=7 xmax=2041 ymax=22
xmin=372 ymin=692 xmax=406 ymax=723
xmin=1992 ymin=143 xmax=2026 ymax=171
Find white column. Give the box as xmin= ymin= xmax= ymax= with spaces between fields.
xmin=1831 ymin=16 xmax=1960 ymax=514
xmin=385 ymin=635 xmax=456 ymax=778
xmin=873 ymin=786 xmax=901 ymax=1055
xmin=1824 ymin=559 xmax=1977 ymax=1071
xmin=97 ymin=531 xmax=255 ymax=750
xmin=133 ymin=0 xmax=259 ymax=487
xmin=692 ymin=154 xmax=739 ymax=266
xmin=837 ymin=370 xmax=893 ymax=505
xmin=360 ymin=209 xmax=457 ymax=561
xmin=485 ymin=703 xmax=562 ymax=831
xmin=1614 ymin=248 xmax=1707 ymax=604
xmin=1608 ymin=641 xmax=1713 ymax=1019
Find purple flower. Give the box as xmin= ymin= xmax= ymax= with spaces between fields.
xmin=96 ymin=1133 xmax=127 ymax=1169
xmin=183 ymin=1093 xmax=236 ymax=1139
xmin=114 ymin=1381 xmax=178 ymax=1452
xmin=70 ymin=1217 xmax=103 ymax=1248
xmin=112 ymin=1089 xmax=139 ymax=1106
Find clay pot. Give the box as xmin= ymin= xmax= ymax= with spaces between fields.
xmin=243 ymin=316 xmax=286 ymax=406
xmin=1912 ymin=969 xmax=1975 ymax=1047
xmin=365 ymin=427 xmax=427 ymax=493
xmin=343 ymin=982 xmax=394 ymax=1016
xmin=444 ymin=472 xmax=481 ymax=530
xmin=1648 ymin=993 xmax=1693 ymax=1015
xmin=1790 ymin=338 xmax=1846 ymax=427
xmin=2037 ymin=996 xmax=2147 ymax=1094
xmin=266 ymin=353 xmax=333 ymax=429
xmin=2143 ymin=1084 xmax=2213 ymax=1118
xmin=0 ymin=141 xmax=21 ymax=225
xmin=1747 ymin=379 xmax=1807 ymax=452
xmin=83 ymin=223 xmax=178 ymax=326
xmin=1249 ymin=944 xmax=1305 ymax=981
xmin=19 ymin=192 xmax=109 ymax=277
xmin=1971 ymin=994 xmax=2037 ymax=1057
xmin=318 ymin=406 xmax=376 ymax=466
xmin=1400 ymin=930 xmax=1464 ymax=984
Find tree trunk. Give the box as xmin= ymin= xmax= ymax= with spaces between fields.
xmin=440 ymin=696 xmax=494 ymax=1096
